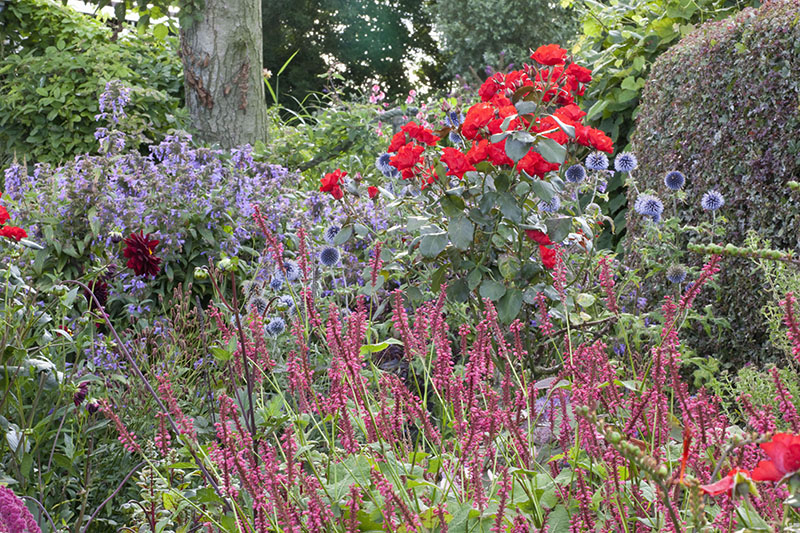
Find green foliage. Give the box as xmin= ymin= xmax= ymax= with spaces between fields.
xmin=0 ymin=0 xmax=185 ymax=164
xmin=628 ymin=0 xmax=800 ymax=366
xmin=429 ymin=0 xmax=578 ymax=78
xmin=261 ymin=0 xmax=445 ymax=108
xmin=570 ymin=0 xmax=759 ymax=249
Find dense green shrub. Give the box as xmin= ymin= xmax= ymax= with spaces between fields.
xmin=0 ymin=0 xmax=184 ymax=165
xmin=569 ymin=0 xmax=759 ymax=249
xmin=627 ymin=0 xmax=800 ymax=367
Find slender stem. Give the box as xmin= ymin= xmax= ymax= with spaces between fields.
xmin=80 ymin=461 xmax=146 ymax=533
xmin=20 ymin=496 xmax=57 ymax=533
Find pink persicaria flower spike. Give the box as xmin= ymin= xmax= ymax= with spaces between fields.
xmin=751 ymin=432 xmax=800 ymax=482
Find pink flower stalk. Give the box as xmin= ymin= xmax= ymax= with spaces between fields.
xmin=391 ymin=289 xmax=420 ymax=359
xmin=491 ymin=467 xmax=512 ymax=533
xmin=553 ymin=246 xmax=567 ymax=302
xmin=570 ymin=470 xmax=596 ymax=532
xmin=154 ymin=412 xmax=171 ymax=457
xmin=0 ymin=486 xmax=41 ymax=533
xmin=297 ymin=225 xmax=310 ymax=283
xmin=535 ymin=292 xmax=555 ymax=336
xmin=346 ymin=485 xmax=363 ymax=533
xmin=511 ymin=515 xmax=531 ymax=532
xmin=252 ymin=204 xmax=285 ymax=272
xmin=781 ymin=292 xmax=800 ymax=364
xmin=370 ymin=241 xmax=383 ymax=287
xmin=598 ymin=255 xmax=618 ymax=313
xmin=679 ymin=254 xmax=721 ymax=311
xmin=770 ymin=368 xmax=800 ymax=432
xmin=156 ymin=373 xmax=197 ymax=440
xmin=99 ymin=399 xmax=141 ymax=453
xmin=302 ymin=475 xmax=334 ymax=533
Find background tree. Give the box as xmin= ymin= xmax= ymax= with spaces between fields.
xmin=428 ymin=0 xmax=578 ymax=79
xmin=261 ymin=0 xmax=445 ymax=106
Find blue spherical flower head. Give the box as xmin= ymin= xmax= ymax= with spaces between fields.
xmin=319 ymin=246 xmax=341 ymax=267
xmin=278 ymin=294 xmax=295 ymax=313
xmin=634 ymin=193 xmax=664 ymax=221
xmin=265 ymin=317 xmax=286 ymax=337
xmin=375 ymin=153 xmax=399 ymax=178
xmin=614 ymin=152 xmax=638 ymax=173
xmin=565 ymin=164 xmax=586 ymax=183
xmin=585 ymin=151 xmax=609 ymax=171
xmin=269 ymin=272 xmax=284 ymax=291
xmin=248 ymin=295 xmax=268 ymax=315
xmin=324 ymin=225 xmax=340 ymax=244
xmin=664 ymin=171 xmax=686 ymax=191
xmin=283 ymin=260 xmax=300 ymax=282
xmin=445 ymin=111 xmax=463 ymax=128
xmin=666 ymin=264 xmax=687 ymax=284
xmin=539 ymin=196 xmax=561 ymax=213
xmin=701 ymin=190 xmax=724 ymax=211
xmin=448 ymin=131 xmax=463 ymax=145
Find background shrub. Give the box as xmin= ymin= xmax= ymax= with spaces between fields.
xmin=0 ymin=0 xmax=185 ymax=165
xmin=627 ymin=0 xmax=800 ymax=367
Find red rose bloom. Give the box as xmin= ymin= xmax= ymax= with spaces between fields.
xmin=518 ymin=150 xmax=559 ymax=178
xmin=751 ymin=433 xmax=800 ymax=482
xmin=487 ymin=139 xmax=514 ymax=167
xmin=554 ymin=104 xmax=587 ymax=123
xmin=565 ymin=63 xmax=592 ymax=84
xmin=387 ymin=131 xmax=407 ymax=153
xmin=123 ymin=231 xmax=161 ymax=277
xmin=401 ymin=122 xmax=440 ymax=146
xmin=461 ymin=103 xmax=495 ymax=140
xmin=530 ymin=44 xmax=567 ymax=66
xmin=525 ymin=229 xmax=553 ymax=246
xmin=390 ymin=143 xmax=425 ymax=173
xmin=367 ymin=186 xmax=379 ymax=199
xmin=0 ymin=225 xmax=27 ymax=241
xmin=320 ymin=169 xmax=347 ymax=200
xmin=0 ymin=205 xmax=9 ymax=225
xmin=540 ymin=245 xmax=557 ymax=269
xmin=440 ymin=147 xmax=475 ymax=179
xmin=478 ymin=73 xmax=504 ymax=102
xmin=587 ymin=128 xmax=614 ymax=154
xmin=700 ymin=468 xmax=754 ymax=497
xmin=467 ymin=139 xmax=490 ymax=165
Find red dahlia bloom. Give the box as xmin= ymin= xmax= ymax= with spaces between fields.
xmin=367 ymin=186 xmax=379 ymax=199
xmin=518 ymin=150 xmax=559 ymax=178
xmin=440 ymin=147 xmax=475 ymax=179
xmin=0 ymin=225 xmax=27 ymax=241
xmin=700 ymin=468 xmax=755 ymax=497
xmin=751 ymin=433 xmax=800 ymax=482
xmin=320 ymin=169 xmax=347 ymax=200
xmin=123 ymin=232 xmax=161 ymax=277
xmin=587 ymin=128 xmax=614 ymax=154
xmin=530 ymin=44 xmax=567 ymax=66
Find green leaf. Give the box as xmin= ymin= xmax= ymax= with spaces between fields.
xmin=333 ymin=225 xmax=353 ymax=245
xmin=576 ymin=293 xmax=596 ymax=308
xmin=498 ymin=288 xmax=523 ymax=323
xmin=498 ymin=193 xmax=522 ymax=223
xmin=530 ymin=179 xmax=557 ymax=203
xmin=545 ymin=217 xmax=572 ymax=243
xmin=533 ymin=138 xmax=567 ymax=164
xmin=467 ymin=268 xmax=483 ymax=290
xmin=505 ymin=137 xmax=530 ymax=162
xmin=419 ymin=232 xmax=448 ymax=258
xmin=446 ymin=279 xmax=470 ymax=302
xmin=548 ymin=114 xmax=575 ymax=139
xmin=431 ymin=265 xmax=447 ymax=293
xmin=153 ymin=23 xmax=168 ymax=40
xmin=360 ymin=338 xmax=403 ymax=355
xmin=479 ymin=279 xmax=506 ymax=301
xmin=448 ymin=216 xmax=474 ymax=251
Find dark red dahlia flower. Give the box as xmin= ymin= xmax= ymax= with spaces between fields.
xmin=84 ymin=279 xmax=109 ymax=311
xmin=123 ymin=232 xmax=161 ymax=277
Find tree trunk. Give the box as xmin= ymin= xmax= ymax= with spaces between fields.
xmin=180 ymin=0 xmax=268 ymax=148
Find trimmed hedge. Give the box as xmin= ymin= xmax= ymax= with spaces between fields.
xmin=0 ymin=0 xmax=185 ymax=165
xmin=628 ymin=0 xmax=800 ymax=367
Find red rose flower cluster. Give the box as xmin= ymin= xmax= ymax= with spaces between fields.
xmin=0 ymin=192 xmax=27 ymax=242
xmin=525 ymin=229 xmax=557 ymax=270
xmin=320 ymin=169 xmax=347 ymax=200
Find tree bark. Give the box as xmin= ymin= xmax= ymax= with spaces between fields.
xmin=180 ymin=0 xmax=268 ymax=148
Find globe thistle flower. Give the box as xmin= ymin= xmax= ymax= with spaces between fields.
xmin=539 ymin=196 xmax=561 ymax=213
xmin=614 ymin=152 xmax=638 ymax=173
xmin=277 ymin=294 xmax=295 ymax=313
xmin=448 ymin=131 xmax=463 ymax=145
xmin=375 ymin=153 xmax=399 ymax=178
xmin=701 ymin=190 xmax=725 ymax=211
xmin=445 ymin=111 xmax=463 ymax=128
xmin=664 ymin=170 xmax=686 ymax=191
xmin=319 ymin=246 xmax=341 ymax=267
xmin=269 ymin=274 xmax=284 ymax=291
xmin=565 ymin=164 xmax=586 ymax=183
xmin=123 ymin=231 xmax=161 ymax=277
xmin=585 ymin=151 xmax=609 ymax=171
xmin=283 ymin=260 xmax=300 ymax=282
xmin=248 ymin=295 xmax=268 ymax=315
xmin=634 ymin=193 xmax=664 ymax=221
xmin=666 ymin=264 xmax=687 ymax=284
xmin=266 ymin=317 xmax=286 ymax=337
xmin=324 ymin=225 xmax=340 ymax=244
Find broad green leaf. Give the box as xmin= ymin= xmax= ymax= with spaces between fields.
xmin=530 ymin=179 xmax=557 ymax=203
xmin=419 ymin=232 xmax=448 ymax=258
xmin=333 ymin=225 xmax=353 ymax=245
xmin=545 ymin=217 xmax=572 ymax=243
xmin=534 ymin=138 xmax=567 ymax=164
xmin=498 ymin=288 xmax=523 ymax=323
xmin=504 ymin=137 xmax=530 ymax=162
xmin=448 ymin=216 xmax=474 ymax=251
xmin=479 ymin=279 xmax=506 ymax=301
